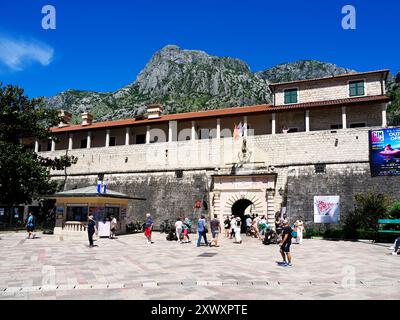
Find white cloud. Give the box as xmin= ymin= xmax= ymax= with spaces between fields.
xmin=0 ymin=35 xmax=54 ymax=71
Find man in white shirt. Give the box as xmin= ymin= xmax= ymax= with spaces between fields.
xmin=175 ymin=217 xmax=183 ymax=243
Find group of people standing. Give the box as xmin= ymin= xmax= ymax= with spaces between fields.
xmin=174 ymin=216 xmax=192 ymax=243
xmin=245 ymin=214 xmax=270 ymax=239
xmin=223 ymin=215 xmax=243 ymax=244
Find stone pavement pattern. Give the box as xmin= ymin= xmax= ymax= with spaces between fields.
xmin=0 ymin=231 xmax=399 ymax=300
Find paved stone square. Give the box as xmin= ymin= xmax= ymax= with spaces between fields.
xmin=0 ymin=231 xmax=399 ymax=300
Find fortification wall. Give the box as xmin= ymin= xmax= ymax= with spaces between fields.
xmin=44 ymin=127 xmax=400 ymax=229
xmin=42 ymin=128 xmax=377 ymax=176
xmin=53 ymin=170 xmax=212 ymax=228
xmin=285 ymin=162 xmax=400 ymax=229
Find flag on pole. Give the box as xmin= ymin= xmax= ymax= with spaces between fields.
xmin=97 ymin=180 xmax=102 ymax=193
xmin=103 ymin=178 xmax=109 ymax=194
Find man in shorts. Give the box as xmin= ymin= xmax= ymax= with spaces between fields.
xmin=210 ymin=214 xmax=221 ymax=247
xmin=279 ymin=220 xmax=293 ymax=267
xmin=144 ymin=213 xmax=154 ymax=244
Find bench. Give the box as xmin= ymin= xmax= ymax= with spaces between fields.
xmin=376 ymin=219 xmax=400 ymax=241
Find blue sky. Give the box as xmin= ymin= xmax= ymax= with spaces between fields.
xmin=0 ymin=0 xmax=399 ymax=98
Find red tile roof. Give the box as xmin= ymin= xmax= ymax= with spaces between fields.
xmin=51 ymin=95 xmax=390 ymax=133
xmin=51 ymin=104 xmax=272 ymax=133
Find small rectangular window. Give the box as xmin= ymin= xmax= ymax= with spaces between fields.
xmin=288 ymin=127 xmax=298 ymax=133
xmin=349 ymin=80 xmax=365 ymax=97
xmin=350 ymin=122 xmax=366 ymax=128
xmin=284 ymin=88 xmax=298 ymax=104
xmin=175 ymin=170 xmax=183 ymax=179
xmin=80 ymin=139 xmax=87 ymax=149
xmin=330 ymin=124 xmax=343 ymax=130
xmin=135 ymin=134 xmax=146 ymax=144
xmin=109 ymin=137 xmax=116 ymax=146
xmin=315 ymin=164 xmax=326 ymax=174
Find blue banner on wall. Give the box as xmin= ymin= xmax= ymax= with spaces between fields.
xmin=369 ymin=128 xmax=400 ymax=177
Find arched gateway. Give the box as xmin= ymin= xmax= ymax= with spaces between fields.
xmin=209 ymin=174 xmax=277 ymax=229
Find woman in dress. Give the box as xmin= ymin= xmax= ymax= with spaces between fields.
xmin=294 ymin=217 xmax=305 ymax=244
xmin=234 ymin=216 xmax=242 ymax=244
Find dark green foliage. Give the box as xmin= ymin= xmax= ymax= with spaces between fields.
xmin=388 ymin=85 xmax=400 ymax=125
xmin=388 ymin=201 xmax=400 ymax=219
xmin=0 ymin=83 xmax=77 ymax=211
xmin=323 ymin=228 xmax=344 ymax=239
xmin=343 ymin=192 xmax=390 ymax=238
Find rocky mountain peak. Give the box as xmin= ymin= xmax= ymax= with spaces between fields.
xmin=45 ymin=46 xmax=370 ymax=122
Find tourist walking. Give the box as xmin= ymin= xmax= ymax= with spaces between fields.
xmin=224 ymin=216 xmax=231 ymax=238
xmin=182 ymin=217 xmax=191 ymax=243
xmin=259 ymin=215 xmax=268 ymax=237
xmin=26 ymin=212 xmax=35 ymax=239
xmin=175 ymin=217 xmax=183 ymax=243
xmin=294 ymin=217 xmax=305 ymax=244
xmin=144 ymin=213 xmax=154 ymax=244
xmin=391 ymin=237 xmax=400 ymax=255
xmin=278 ymin=220 xmax=293 ymax=267
xmin=210 ymin=214 xmax=221 ymax=247
xmin=251 ymin=217 xmax=260 ymax=239
xmin=110 ymin=215 xmax=118 ymax=239
xmin=229 ymin=216 xmax=235 ymax=239
xmin=87 ymin=215 xmax=97 ymax=247
xmin=234 ymin=216 xmax=242 ymax=244
xmin=246 ymin=215 xmax=252 ymax=235
xmin=196 ymin=215 xmax=209 ymax=247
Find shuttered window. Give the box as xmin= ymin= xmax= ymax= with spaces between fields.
xmin=349 ymin=80 xmax=365 ymax=97
xmin=284 ymin=88 xmax=298 ymax=104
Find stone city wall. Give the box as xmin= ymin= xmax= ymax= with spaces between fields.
xmin=42 ymin=127 xmax=377 ymax=176
xmin=43 ymin=127 xmax=400 ymax=229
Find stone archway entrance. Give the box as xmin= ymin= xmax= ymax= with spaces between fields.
xmin=231 ymin=199 xmax=254 ymax=233
xmin=210 ymin=174 xmax=277 ymax=229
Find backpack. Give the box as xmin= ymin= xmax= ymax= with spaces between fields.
xmin=291 ymin=225 xmax=297 ymax=238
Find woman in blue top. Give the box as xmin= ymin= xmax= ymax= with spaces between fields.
xmin=197 ymin=215 xmax=209 ymax=247
xmin=26 ymin=212 xmax=34 ymax=239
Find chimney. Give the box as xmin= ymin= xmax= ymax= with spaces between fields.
xmin=58 ymin=110 xmax=72 ymax=127
xmin=146 ymin=104 xmax=164 ymax=119
xmin=81 ymin=112 xmax=93 ymax=126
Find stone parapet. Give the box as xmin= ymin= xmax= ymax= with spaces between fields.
xmin=39 ymin=128 xmax=378 ymax=176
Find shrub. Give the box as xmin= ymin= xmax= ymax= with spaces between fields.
xmin=323 ymin=228 xmax=344 ymax=239
xmin=388 ymin=201 xmax=400 ymax=219
xmin=343 ymin=192 xmax=390 ymax=238
xmin=343 ymin=209 xmax=361 ymax=239
xmin=355 ymin=229 xmax=375 ymax=240
xmin=354 ymin=193 xmax=390 ymax=230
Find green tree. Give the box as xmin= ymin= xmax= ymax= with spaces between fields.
xmin=388 ymin=201 xmax=400 ymax=219
xmin=344 ymin=192 xmax=390 ymax=238
xmin=0 ymin=84 xmax=77 ymax=225
xmin=387 ymin=72 xmax=400 ymax=126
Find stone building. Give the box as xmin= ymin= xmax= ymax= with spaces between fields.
xmin=32 ymin=69 xmax=398 ymax=230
